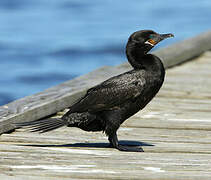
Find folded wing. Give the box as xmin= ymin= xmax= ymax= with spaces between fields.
xmin=66 ymin=70 xmax=146 ymax=114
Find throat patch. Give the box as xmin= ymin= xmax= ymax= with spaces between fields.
xmin=145 ymin=39 xmax=157 ymax=46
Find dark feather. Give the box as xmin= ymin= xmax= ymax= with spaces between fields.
xmin=66 ymin=70 xmax=146 ymax=114
xmin=15 ymin=118 xmax=65 ymax=133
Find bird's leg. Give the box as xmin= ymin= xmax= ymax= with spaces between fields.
xmin=108 ymin=132 xmax=144 ymax=152
xmin=108 ymin=132 xmax=119 ymax=148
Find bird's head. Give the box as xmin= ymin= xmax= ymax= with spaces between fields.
xmin=127 ymin=30 xmax=174 ymax=54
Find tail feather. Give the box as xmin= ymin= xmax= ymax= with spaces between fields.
xmin=15 ymin=118 xmax=66 ymax=133
xmin=30 ymin=121 xmax=64 ymax=133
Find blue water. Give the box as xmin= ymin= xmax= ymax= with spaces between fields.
xmin=0 ymin=0 xmax=211 ymax=105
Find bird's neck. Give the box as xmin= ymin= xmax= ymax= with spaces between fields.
xmin=126 ymin=43 xmax=162 ymax=71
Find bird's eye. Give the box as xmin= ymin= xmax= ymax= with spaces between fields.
xmin=149 ymin=34 xmax=153 ymax=39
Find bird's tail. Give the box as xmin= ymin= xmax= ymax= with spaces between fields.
xmin=15 ymin=118 xmax=66 ymax=133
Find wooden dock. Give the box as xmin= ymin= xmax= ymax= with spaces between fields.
xmin=1 ymin=32 xmax=211 ymax=179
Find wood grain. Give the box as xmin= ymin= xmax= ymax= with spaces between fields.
xmin=0 ymin=51 xmax=211 ymax=179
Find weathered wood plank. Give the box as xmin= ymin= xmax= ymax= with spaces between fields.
xmin=1 ymin=139 xmax=211 ymax=180
xmin=1 ymin=31 xmax=211 ymax=135
xmin=1 ymin=125 xmax=211 ymax=144
xmin=1 ymin=51 xmax=211 ymax=179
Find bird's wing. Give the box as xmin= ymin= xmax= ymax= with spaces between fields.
xmin=67 ymin=70 xmax=146 ymax=113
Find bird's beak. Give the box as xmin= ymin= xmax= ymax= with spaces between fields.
xmin=145 ymin=33 xmax=174 ymax=46
xmin=159 ymin=33 xmax=174 ymax=40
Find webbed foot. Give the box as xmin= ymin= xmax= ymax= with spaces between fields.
xmin=117 ymin=145 xmax=144 ymax=152
xmin=108 ymin=133 xmax=144 ymax=152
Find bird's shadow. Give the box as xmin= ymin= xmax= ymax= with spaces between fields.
xmin=18 ymin=140 xmax=154 ymax=148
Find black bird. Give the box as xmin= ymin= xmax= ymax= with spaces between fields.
xmin=16 ymin=30 xmax=174 ymax=152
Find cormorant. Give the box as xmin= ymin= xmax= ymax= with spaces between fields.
xmin=16 ymin=30 xmax=174 ymax=152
